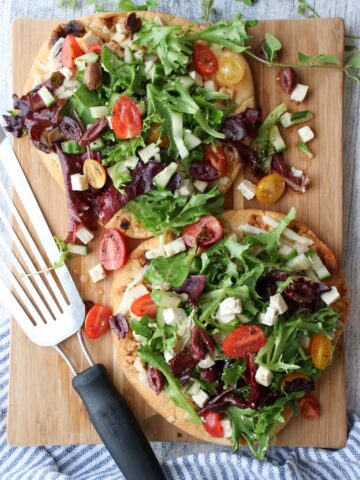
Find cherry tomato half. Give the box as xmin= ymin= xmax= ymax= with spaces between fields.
xmin=61 ymin=35 xmax=84 ymax=71
xmin=193 ymin=44 xmax=219 ymax=76
xmin=256 ymin=173 xmax=285 ymax=204
xmin=203 ymin=144 xmax=228 ymax=177
xmin=112 ymin=97 xmax=142 ymax=140
xmin=298 ymin=394 xmax=320 ymax=420
xmin=222 ymin=325 xmax=266 ymax=358
xmin=310 ymin=333 xmax=333 ymax=370
xmin=202 ymin=411 xmax=224 ymax=438
xmin=182 ymin=216 xmax=223 ymax=249
xmin=83 ymin=158 xmax=107 ymax=189
xmin=99 ymin=228 xmax=126 ymax=271
xmin=216 ymin=54 xmax=246 ymax=87
xmin=85 ymin=304 xmax=112 ymax=339
xmin=131 ymin=293 xmax=157 ymax=318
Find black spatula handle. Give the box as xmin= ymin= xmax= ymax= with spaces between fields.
xmin=72 ymin=364 xmax=166 ymax=480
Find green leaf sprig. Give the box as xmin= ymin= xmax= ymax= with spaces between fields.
xmin=201 ymin=0 xmax=215 ymax=21
xmin=21 ymin=236 xmax=70 ymax=277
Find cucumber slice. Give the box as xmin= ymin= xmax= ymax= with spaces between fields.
xmin=286 ymin=253 xmax=312 ymax=272
xmin=280 ymin=110 xmax=313 ymax=128
xmin=269 ymin=125 xmax=286 ymax=153
xmin=74 ymin=52 xmax=99 ymax=71
xmin=183 ymin=130 xmax=202 ymax=150
xmin=90 ymin=138 xmax=105 ymax=151
xmin=153 ymin=162 xmax=178 ymax=189
xmin=296 ymin=141 xmax=314 ymax=159
xmin=61 ymin=140 xmax=86 ymax=154
xmin=304 ymin=268 xmax=320 ymax=283
xmin=67 ymin=244 xmax=88 ymax=256
xmin=38 ymin=86 xmax=56 ymax=107
xmin=89 ymin=106 xmax=109 ymax=118
xmin=151 ymin=290 xmax=182 ymax=308
xmin=306 ymin=250 xmax=331 ymax=280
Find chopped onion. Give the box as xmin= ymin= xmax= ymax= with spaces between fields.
xmin=239 ymin=224 xmax=267 ymax=235
xmin=48 ymin=37 xmax=64 ymax=61
xmin=262 ymin=215 xmax=314 ymax=246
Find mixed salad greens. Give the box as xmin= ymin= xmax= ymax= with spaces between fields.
xmin=111 ymin=208 xmax=343 ymax=458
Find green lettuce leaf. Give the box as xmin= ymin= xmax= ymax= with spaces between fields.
xmin=144 ymin=248 xmax=195 ymax=288
xmin=221 ymin=360 xmax=246 ymax=387
xmin=102 ymin=137 xmax=145 ymax=166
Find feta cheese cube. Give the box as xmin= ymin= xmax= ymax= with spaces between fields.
xmin=298 ymin=125 xmax=315 ymax=143
xmin=216 ymin=313 xmax=236 ymax=324
xmin=203 ymin=80 xmax=217 ymax=91
xmin=269 ymin=293 xmax=288 ymax=315
xmin=193 ymin=180 xmax=208 ymax=192
xmin=145 ymin=247 xmax=164 ymax=260
xmin=192 ymin=389 xmax=209 ymax=408
xmin=198 ymin=354 xmax=216 ymax=369
xmin=71 ymin=173 xmax=89 ymax=191
xmin=89 ymin=263 xmax=107 ymax=283
xmin=187 ymin=382 xmax=201 ymax=396
xmin=189 ymin=70 xmax=203 ymax=86
xmin=299 ymin=334 xmax=310 ymax=349
xmin=320 ymin=286 xmax=340 ymax=306
xmin=138 ymin=143 xmax=160 ymax=163
xmin=219 ymin=297 xmax=242 ymax=316
xmin=163 ymin=307 xmax=187 ymax=326
xmin=179 ymin=179 xmax=194 ymax=197
xmin=106 ymin=115 xmax=113 ymax=129
xmin=290 ymin=83 xmax=309 ymax=103
xmin=237 ymin=179 xmax=256 ymax=200
xmin=75 ymin=225 xmax=94 ymax=245
xmin=220 ymin=418 xmax=233 ymax=438
xmin=164 ymin=237 xmax=187 ymax=257
xmin=259 ymin=306 xmax=278 ymax=327
xmin=255 ymin=365 xmax=273 ymax=387
xmin=291 ymin=166 xmax=304 ymax=177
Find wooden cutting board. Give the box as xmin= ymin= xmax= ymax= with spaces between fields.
xmin=7 ymin=16 xmax=346 ymax=447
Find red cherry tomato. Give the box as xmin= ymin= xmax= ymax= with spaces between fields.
xmin=85 ymin=304 xmax=112 ymax=339
xmin=61 ymin=35 xmax=84 ymax=70
xmin=203 ymin=411 xmax=224 ymax=438
xmin=193 ymin=44 xmax=219 ymax=76
xmin=131 ymin=294 xmax=157 ymax=318
xmin=99 ymin=228 xmax=126 ymax=271
xmin=222 ymin=326 xmax=267 ymax=358
xmin=182 ymin=216 xmax=223 ymax=249
xmin=112 ymin=96 xmax=142 ymax=140
xmin=298 ymin=394 xmax=320 ymax=420
xmin=203 ymin=144 xmax=228 ymax=177
xmin=88 ymin=43 xmax=103 ymax=54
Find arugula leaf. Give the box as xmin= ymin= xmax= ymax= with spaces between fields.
xmin=102 ymin=137 xmax=145 ymax=166
xmin=138 ymin=349 xmax=201 ymax=424
xmin=221 ymin=360 xmax=246 ymax=387
xmin=262 ymin=33 xmax=282 ymax=62
xmin=125 ymin=187 xmax=224 ymax=235
xmin=144 ymin=248 xmax=195 ymax=288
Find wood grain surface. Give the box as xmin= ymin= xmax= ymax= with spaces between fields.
xmin=6 ymin=16 xmax=347 ymax=448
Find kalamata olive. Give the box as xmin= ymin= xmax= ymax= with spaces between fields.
xmin=191 ymin=327 xmax=214 ymax=361
xmin=109 ymin=313 xmax=129 ymax=339
xmin=125 ymin=13 xmax=142 ymax=38
xmin=279 ymin=67 xmax=297 ymax=94
xmin=169 ymin=345 xmax=198 ymax=384
xmin=60 ymin=116 xmax=83 ymax=142
xmin=200 ymin=365 xmax=219 ymax=383
xmin=147 ymin=365 xmax=165 ymax=394
xmin=83 ymin=62 xmax=102 ymax=91
xmin=189 ymin=162 xmax=222 ymax=181
xmin=284 ymin=279 xmax=320 ymax=304
xmin=79 ymin=117 xmax=108 ymax=146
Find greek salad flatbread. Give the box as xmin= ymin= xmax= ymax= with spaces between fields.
xmin=6 ymin=11 xmax=255 ymax=240
xmin=109 ymin=209 xmax=348 ymax=458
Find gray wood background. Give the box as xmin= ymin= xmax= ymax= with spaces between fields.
xmin=0 ymin=0 xmax=359 ymax=456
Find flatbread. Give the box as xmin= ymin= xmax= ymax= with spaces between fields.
xmin=109 ymin=209 xmax=348 ymax=444
xmin=24 ymin=12 xmax=255 ymax=239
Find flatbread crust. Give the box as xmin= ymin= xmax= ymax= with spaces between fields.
xmin=109 ymin=209 xmax=348 ymax=444
xmin=23 ymin=11 xmax=255 ymax=239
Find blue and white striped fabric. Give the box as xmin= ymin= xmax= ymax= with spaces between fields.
xmin=1 ymin=314 xmax=359 ymax=480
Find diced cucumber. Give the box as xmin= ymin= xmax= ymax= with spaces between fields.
xmin=108 ymin=92 xmax=121 ymax=110
xmin=67 ymin=244 xmax=88 ymax=256
xmin=138 ymin=143 xmax=159 ymax=163
xmin=151 ymin=290 xmax=182 ymax=308
xmin=304 ymin=268 xmax=320 ymax=283
xmin=124 ymin=46 xmax=133 ymax=64
xmin=280 ymin=110 xmax=313 ymax=128
xmin=90 ymin=138 xmax=105 ymax=151
xmin=251 ymin=103 xmax=287 ymax=151
xmin=184 ymin=130 xmax=202 ymax=151
xmin=151 ymin=64 xmax=165 ymax=86
xmin=153 ymin=162 xmax=178 ymax=189
xmin=296 ymin=141 xmax=314 ymax=159
xmin=89 ymin=106 xmax=109 ymax=118
xmin=74 ymin=52 xmax=99 ymax=71
xmin=38 ymin=86 xmax=56 ymax=107
xmin=286 ymin=253 xmax=311 ymax=272
xmin=190 ymin=149 xmax=203 ymax=163
xmin=171 ymin=111 xmax=183 ymax=139
xmin=306 ymin=250 xmax=331 ymax=280
xmin=269 ymin=125 xmax=286 ymax=153
xmin=61 ymin=140 xmax=86 ymax=154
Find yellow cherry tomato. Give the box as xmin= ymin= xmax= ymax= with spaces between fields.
xmin=83 ymin=158 xmax=106 ymax=189
xmin=148 ymin=123 xmax=169 ymax=149
xmin=216 ymin=55 xmax=245 ymax=86
xmin=256 ymin=173 xmax=285 ymax=204
xmin=310 ymin=333 xmax=333 ymax=370
xmin=281 ymin=371 xmax=308 ymax=389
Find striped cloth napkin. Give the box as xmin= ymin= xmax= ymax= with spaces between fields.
xmin=1 ymin=317 xmax=359 ymax=480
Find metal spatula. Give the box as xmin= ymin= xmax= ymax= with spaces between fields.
xmin=0 ymin=126 xmax=166 ymax=480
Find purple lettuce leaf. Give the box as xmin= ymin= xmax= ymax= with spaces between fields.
xmin=271 ymin=155 xmax=310 ymax=192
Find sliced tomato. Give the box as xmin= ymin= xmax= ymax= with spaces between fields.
xmin=131 ymin=294 xmax=157 ymax=318
xmin=222 ymin=325 xmax=267 ymax=358
xmin=85 ymin=304 xmax=112 ymax=339
xmin=99 ymin=228 xmax=126 ymax=271
xmin=88 ymin=43 xmax=103 ymax=54
xmin=193 ymin=44 xmax=219 ymax=76
xmin=203 ymin=144 xmax=228 ymax=177
xmin=112 ymin=96 xmax=142 ymax=140
xmin=61 ymin=35 xmax=84 ymax=70
xmin=182 ymin=216 xmax=223 ymax=249
xmin=298 ymin=394 xmax=320 ymax=420
xmin=203 ymin=411 xmax=224 ymax=438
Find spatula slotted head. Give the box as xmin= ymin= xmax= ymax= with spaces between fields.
xmin=0 ymin=126 xmax=84 ymax=346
